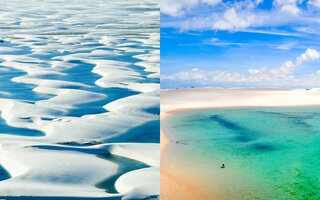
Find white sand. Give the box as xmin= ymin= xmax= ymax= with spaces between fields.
xmin=161 ymin=87 xmax=320 ymax=115
xmin=0 ymin=0 xmax=160 ymax=198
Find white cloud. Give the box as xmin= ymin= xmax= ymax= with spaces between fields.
xmin=202 ymin=37 xmax=245 ymax=46
xmin=210 ymin=71 xmax=246 ymax=82
xmin=161 ymin=49 xmax=320 ymax=87
xmin=202 ymin=0 xmax=221 ymax=5
xmin=296 ymin=48 xmax=320 ymax=64
xmin=233 ymin=0 xmax=264 ymax=10
xmin=161 ymin=0 xmax=320 ymax=33
xmin=160 ymin=2 xmax=185 ymax=17
xmin=281 ymin=5 xmax=300 ymax=14
xmin=212 ymin=8 xmax=255 ymax=30
xmin=247 ymin=60 xmax=296 ymax=82
xmin=275 ymin=42 xmax=296 ymax=50
xmin=165 ymin=0 xmax=272 ymax=31
xmin=192 ymin=67 xmax=199 ymax=71
xmin=273 ymin=0 xmax=300 ymax=14
xmin=308 ymin=0 xmax=320 ymax=8
xmin=161 ymin=0 xmax=221 ymax=17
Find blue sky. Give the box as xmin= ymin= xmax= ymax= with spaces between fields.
xmin=161 ymin=0 xmax=320 ymax=88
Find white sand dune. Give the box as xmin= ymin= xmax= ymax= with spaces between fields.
xmin=161 ymin=87 xmax=320 ymax=115
xmin=0 ymin=139 xmax=159 ymax=198
xmin=0 ymin=0 xmax=159 ymax=199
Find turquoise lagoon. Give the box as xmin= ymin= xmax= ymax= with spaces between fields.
xmin=162 ymin=106 xmax=320 ymax=200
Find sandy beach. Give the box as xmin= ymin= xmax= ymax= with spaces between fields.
xmin=160 ymin=87 xmax=320 ymax=200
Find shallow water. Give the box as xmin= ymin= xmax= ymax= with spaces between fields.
xmin=96 ymin=154 xmax=149 ymax=193
xmin=0 ymin=165 xmax=10 ymax=181
xmin=105 ymin=120 xmax=160 ymax=143
xmin=162 ymin=107 xmax=320 ymax=200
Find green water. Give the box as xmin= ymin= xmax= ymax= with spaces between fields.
xmin=162 ymin=106 xmax=320 ymax=200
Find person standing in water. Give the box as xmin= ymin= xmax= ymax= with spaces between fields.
xmin=221 ymin=164 xmax=225 ymax=168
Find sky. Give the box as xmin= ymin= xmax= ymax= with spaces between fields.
xmin=161 ymin=0 xmax=320 ymax=89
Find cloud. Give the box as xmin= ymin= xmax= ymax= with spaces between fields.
xmin=162 ymin=0 xmax=292 ymax=32
xmin=275 ymin=42 xmax=296 ymax=50
xmin=249 ymin=48 xmax=320 ymax=81
xmin=212 ymin=8 xmax=255 ymax=30
xmin=179 ymin=7 xmax=263 ymax=31
xmin=161 ymin=0 xmax=221 ymax=17
xmin=161 ymin=0 xmax=320 ymax=33
xmin=273 ymin=0 xmax=300 ymax=14
xmin=296 ymin=48 xmax=320 ymax=64
xmin=308 ymin=0 xmax=320 ymax=8
xmin=202 ymin=37 xmax=246 ymax=46
xmin=161 ymin=49 xmax=320 ymax=87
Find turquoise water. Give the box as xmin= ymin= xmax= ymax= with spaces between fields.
xmin=162 ymin=107 xmax=320 ymax=200
xmin=96 ymin=154 xmax=149 ymax=193
xmin=105 ymin=120 xmax=160 ymax=143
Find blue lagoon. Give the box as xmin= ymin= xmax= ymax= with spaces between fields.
xmin=162 ymin=106 xmax=320 ymax=200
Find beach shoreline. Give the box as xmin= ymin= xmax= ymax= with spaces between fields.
xmin=160 ymin=87 xmax=320 ymax=199
xmin=160 ymin=112 xmax=210 ymax=200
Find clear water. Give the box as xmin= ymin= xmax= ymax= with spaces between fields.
xmin=96 ymin=154 xmax=149 ymax=193
xmin=162 ymin=107 xmax=320 ymax=200
xmin=0 ymin=165 xmax=10 ymax=182
xmin=105 ymin=120 xmax=160 ymax=143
